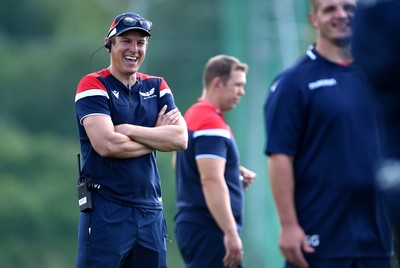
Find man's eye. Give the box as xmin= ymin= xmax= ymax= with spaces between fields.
xmin=345 ymin=5 xmax=356 ymax=13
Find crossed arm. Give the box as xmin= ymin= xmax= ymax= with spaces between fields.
xmin=83 ymin=105 xmax=188 ymax=158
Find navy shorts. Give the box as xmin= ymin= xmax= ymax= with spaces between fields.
xmin=175 ymin=221 xmax=242 ymax=268
xmin=285 ymin=257 xmax=391 ymax=268
xmin=76 ymin=198 xmax=167 ymax=268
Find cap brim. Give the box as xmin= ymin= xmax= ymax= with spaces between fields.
xmin=117 ymin=27 xmax=151 ymax=37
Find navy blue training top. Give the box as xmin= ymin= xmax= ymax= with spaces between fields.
xmin=264 ymin=47 xmax=392 ymax=258
xmin=175 ymin=99 xmax=244 ymax=231
xmin=75 ymin=68 xmax=176 ymax=208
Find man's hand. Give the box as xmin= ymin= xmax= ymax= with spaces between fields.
xmin=114 ymin=105 xmax=182 ymax=136
xmin=239 ymin=166 xmax=256 ymax=190
xmin=155 ymin=105 xmax=181 ymax=127
xmin=279 ymin=224 xmax=315 ymax=268
xmin=223 ymin=231 xmax=243 ymax=268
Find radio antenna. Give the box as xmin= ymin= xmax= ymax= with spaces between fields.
xmin=77 ymin=154 xmax=82 ymax=177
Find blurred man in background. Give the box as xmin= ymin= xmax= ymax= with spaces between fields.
xmin=353 ymin=0 xmax=400 ymax=213
xmin=74 ymin=12 xmax=187 ymax=268
xmin=174 ymin=55 xmax=256 ymax=268
xmin=352 ymin=0 xmax=400 ymax=267
xmin=263 ymin=0 xmax=392 ymax=267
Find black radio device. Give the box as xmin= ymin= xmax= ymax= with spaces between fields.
xmin=76 ymin=154 xmax=95 ymax=213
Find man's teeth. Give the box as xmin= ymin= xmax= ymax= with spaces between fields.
xmin=125 ymin=56 xmax=137 ymax=61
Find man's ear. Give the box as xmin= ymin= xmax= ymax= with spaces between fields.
xmin=309 ymin=12 xmax=318 ymax=29
xmin=210 ymin=76 xmax=223 ymax=92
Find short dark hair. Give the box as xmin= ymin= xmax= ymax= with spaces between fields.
xmin=202 ymin=55 xmax=248 ymax=89
xmin=310 ymin=0 xmax=319 ymax=13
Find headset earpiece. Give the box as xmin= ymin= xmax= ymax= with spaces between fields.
xmin=104 ymin=37 xmax=111 ymax=51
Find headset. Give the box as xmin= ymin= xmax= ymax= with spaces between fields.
xmin=104 ymin=37 xmax=111 ymax=52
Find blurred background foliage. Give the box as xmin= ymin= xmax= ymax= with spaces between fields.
xmin=0 ymin=0 xmax=312 ymax=267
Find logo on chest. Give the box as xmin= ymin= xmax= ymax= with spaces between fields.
xmin=139 ymin=87 xmax=156 ymax=99
xmin=308 ymin=78 xmax=337 ymax=90
xmin=111 ymin=90 xmax=119 ymax=99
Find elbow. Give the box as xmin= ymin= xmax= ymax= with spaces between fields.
xmin=166 ymin=136 xmax=187 ymax=152
xmin=174 ymin=120 xmax=188 ymax=150
xmin=165 ymin=125 xmax=187 ymax=151
xmin=97 ymin=150 xmax=113 ymax=158
xmin=175 ymin=130 xmax=188 ymax=150
xmin=177 ymin=143 xmax=187 ymax=151
xmin=92 ymin=142 xmax=115 ymax=158
xmin=180 ymin=141 xmax=188 ymax=151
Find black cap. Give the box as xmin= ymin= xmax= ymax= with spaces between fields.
xmin=106 ymin=12 xmax=152 ymax=38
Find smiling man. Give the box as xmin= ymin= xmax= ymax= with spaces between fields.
xmin=263 ymin=0 xmax=392 ymax=267
xmin=74 ymin=12 xmax=187 ymax=268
